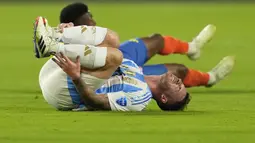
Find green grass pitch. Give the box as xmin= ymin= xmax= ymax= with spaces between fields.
xmin=0 ymin=2 xmax=255 ymax=143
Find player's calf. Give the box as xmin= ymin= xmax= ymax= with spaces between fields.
xmin=33 ymin=16 xmax=120 ymax=59
xmin=140 ymin=33 xmax=193 ymax=60
xmin=140 ymin=33 xmax=164 ymax=58
xmin=138 ymin=25 xmax=216 ymax=61
xmin=34 ymin=17 xmax=122 ymax=70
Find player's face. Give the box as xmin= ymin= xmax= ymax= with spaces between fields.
xmin=157 ymin=73 xmax=187 ymax=104
xmin=159 ymin=87 xmax=186 ymax=104
xmin=79 ymin=12 xmax=96 ymax=26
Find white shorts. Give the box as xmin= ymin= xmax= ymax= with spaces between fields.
xmin=39 ymin=59 xmax=105 ymax=110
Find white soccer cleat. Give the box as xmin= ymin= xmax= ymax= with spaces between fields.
xmin=33 ymin=16 xmax=60 ymax=58
xmin=207 ymin=56 xmax=235 ymax=87
xmin=44 ymin=19 xmax=62 ymax=41
xmin=188 ymin=24 xmax=216 ymax=60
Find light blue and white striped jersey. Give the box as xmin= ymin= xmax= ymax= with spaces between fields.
xmin=62 ymin=58 xmax=152 ymax=111
xmin=95 ymin=58 xmax=152 ymax=111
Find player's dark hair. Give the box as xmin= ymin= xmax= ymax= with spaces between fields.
xmin=60 ymin=2 xmax=88 ymax=25
xmin=157 ymin=93 xmax=191 ymax=111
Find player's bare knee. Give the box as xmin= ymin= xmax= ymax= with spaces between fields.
xmin=109 ymin=30 xmax=120 ymax=48
xmin=106 ymin=47 xmax=123 ymax=68
xmin=99 ymin=29 xmax=120 ymax=48
xmin=149 ymin=33 xmax=164 ymax=45
xmin=176 ymin=64 xmax=188 ymax=80
xmin=112 ymin=48 xmax=123 ymax=66
xmin=150 ymin=33 xmax=163 ymax=39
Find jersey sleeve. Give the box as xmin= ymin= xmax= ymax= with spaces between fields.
xmin=62 ymin=25 xmax=107 ymax=46
xmin=107 ymin=91 xmax=151 ymax=112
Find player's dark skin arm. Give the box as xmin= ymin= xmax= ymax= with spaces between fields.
xmin=52 ymin=52 xmax=111 ymax=111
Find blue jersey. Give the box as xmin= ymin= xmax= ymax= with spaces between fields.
xmin=119 ymin=38 xmax=168 ymax=76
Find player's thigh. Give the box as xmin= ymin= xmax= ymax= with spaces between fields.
xmin=40 ymin=71 xmax=106 ymax=110
xmin=119 ymin=38 xmax=148 ymax=67
xmin=40 ymin=74 xmax=75 ymax=110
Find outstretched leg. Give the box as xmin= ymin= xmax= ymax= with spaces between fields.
xmin=142 ymin=64 xmax=210 ymax=87
xmin=142 ymin=56 xmax=235 ymax=88
xmin=140 ymin=24 xmax=216 ymax=61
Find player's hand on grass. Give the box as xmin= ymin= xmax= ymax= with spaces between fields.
xmin=52 ymin=52 xmax=81 ymax=80
xmin=58 ymin=22 xmax=74 ymax=33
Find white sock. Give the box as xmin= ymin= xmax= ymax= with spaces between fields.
xmin=61 ymin=26 xmax=107 ymax=46
xmin=187 ymin=42 xmax=196 ymax=55
xmin=57 ymin=44 xmax=107 ymax=69
xmin=207 ymin=72 xmax=216 ymax=85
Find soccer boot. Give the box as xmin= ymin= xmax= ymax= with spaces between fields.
xmin=33 ymin=16 xmax=61 ymax=58
xmin=188 ymin=24 xmax=216 ymax=60
xmin=207 ymin=56 xmax=235 ymax=87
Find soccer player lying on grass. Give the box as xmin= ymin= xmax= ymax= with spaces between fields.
xmin=35 ymin=17 xmax=188 ymax=111
xmin=34 ymin=3 xmax=235 ymax=111
xmin=59 ymin=2 xmax=235 ymax=89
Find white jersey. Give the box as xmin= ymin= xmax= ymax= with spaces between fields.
xmin=39 ymin=58 xmax=152 ymax=111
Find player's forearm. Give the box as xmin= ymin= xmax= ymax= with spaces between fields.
xmin=72 ymin=77 xmax=110 ymax=110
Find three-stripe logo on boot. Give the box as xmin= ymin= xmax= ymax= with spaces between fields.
xmin=38 ymin=36 xmax=46 ymax=54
